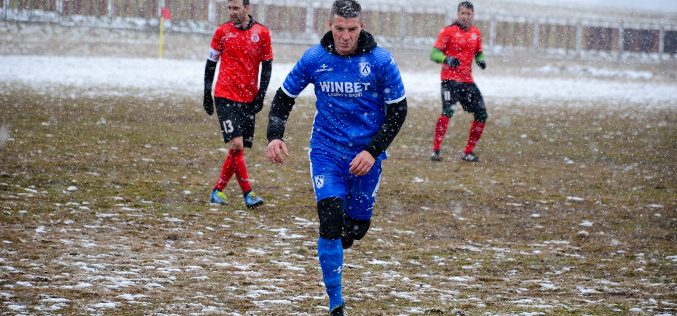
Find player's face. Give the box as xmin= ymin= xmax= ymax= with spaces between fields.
xmin=457 ymin=6 xmax=474 ymax=28
xmin=329 ymin=15 xmax=364 ymax=56
xmin=227 ymin=0 xmax=250 ymax=26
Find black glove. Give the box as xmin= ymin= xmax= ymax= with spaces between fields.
xmin=250 ymin=92 xmax=265 ymax=114
xmin=476 ymin=59 xmax=486 ymax=70
xmin=203 ymin=89 xmax=214 ymax=116
xmin=444 ymin=56 xmax=460 ymax=68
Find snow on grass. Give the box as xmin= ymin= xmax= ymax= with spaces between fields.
xmin=578 ymin=220 xmax=594 ymax=227
xmin=269 ymin=227 xmax=306 ymax=239
xmin=59 ymin=282 xmax=93 ymax=290
xmin=389 ymin=290 xmax=422 ymax=302
xmin=252 ymin=299 xmax=293 ymax=307
xmin=90 ymin=301 xmax=118 ymax=309
xmin=270 ymin=260 xmax=306 ymax=272
xmin=1 ymin=55 xmax=675 ymax=109
xmin=566 ymin=196 xmax=585 ymax=202
xmin=368 ymin=258 xmax=401 ymax=266
xmin=6 ymin=304 xmax=26 ymax=311
xmin=118 ymin=293 xmax=147 ymax=300
xmin=539 ymin=281 xmax=559 ymax=291
xmin=576 ymin=285 xmax=600 ymax=295
xmin=447 ymin=276 xmax=474 ymax=283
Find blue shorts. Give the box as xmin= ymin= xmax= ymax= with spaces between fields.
xmin=309 ymin=149 xmax=383 ymax=221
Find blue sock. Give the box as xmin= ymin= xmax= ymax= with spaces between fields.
xmin=318 ymin=237 xmax=344 ymax=310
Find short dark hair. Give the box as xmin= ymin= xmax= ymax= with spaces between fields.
xmin=331 ymin=0 xmax=362 ymax=20
xmin=458 ymin=1 xmax=474 ymax=12
xmin=228 ymin=0 xmax=249 ymax=5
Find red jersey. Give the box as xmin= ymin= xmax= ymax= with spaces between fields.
xmin=210 ymin=21 xmax=273 ymax=102
xmin=434 ymin=24 xmax=483 ymax=83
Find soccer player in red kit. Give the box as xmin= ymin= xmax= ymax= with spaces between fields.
xmin=202 ymin=0 xmax=272 ymax=207
xmin=430 ymin=1 xmax=487 ymax=162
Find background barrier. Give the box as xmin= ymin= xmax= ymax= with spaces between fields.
xmin=2 ymin=0 xmax=676 ymax=60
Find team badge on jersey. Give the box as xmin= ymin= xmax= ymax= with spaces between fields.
xmin=359 ymin=62 xmax=371 ymax=76
xmin=314 ymin=175 xmax=325 ymax=188
xmin=251 ymin=33 xmax=260 ymax=43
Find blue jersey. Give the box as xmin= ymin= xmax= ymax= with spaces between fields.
xmin=281 ymin=44 xmax=406 ymax=159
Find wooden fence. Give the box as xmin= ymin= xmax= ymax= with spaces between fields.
xmin=2 ymin=0 xmax=676 ymax=59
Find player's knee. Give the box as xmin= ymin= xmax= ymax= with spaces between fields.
xmin=474 ymin=110 xmax=488 ymax=123
xmin=344 ymin=214 xmax=371 ymax=240
xmin=442 ymin=108 xmax=455 ymax=117
xmin=317 ymin=197 xmax=345 ymax=239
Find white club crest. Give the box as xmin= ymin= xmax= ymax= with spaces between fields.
xmin=359 ymin=62 xmax=371 ymax=76
xmin=314 ymin=175 xmax=325 ymax=188
xmin=251 ymin=33 xmax=260 ymax=43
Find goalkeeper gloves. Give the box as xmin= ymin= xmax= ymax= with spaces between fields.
xmin=251 ymin=92 xmax=265 ymax=114
xmin=475 ymin=52 xmax=486 ymax=70
xmin=443 ymin=56 xmax=460 ymax=68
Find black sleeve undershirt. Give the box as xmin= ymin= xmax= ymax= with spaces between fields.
xmin=364 ymin=98 xmax=408 ymax=159
xmin=267 ymin=88 xmax=296 ymax=142
xmin=204 ymin=60 xmax=217 ymax=92
xmin=257 ymin=60 xmax=272 ymax=98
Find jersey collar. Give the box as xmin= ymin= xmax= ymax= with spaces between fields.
xmin=234 ymin=15 xmax=256 ymax=30
xmin=320 ymin=30 xmax=377 ymax=57
xmin=452 ymin=20 xmax=471 ymax=31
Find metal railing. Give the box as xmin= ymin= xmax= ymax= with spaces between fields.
xmin=2 ymin=0 xmax=676 ymax=60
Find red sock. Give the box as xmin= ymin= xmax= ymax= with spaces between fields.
xmin=464 ymin=121 xmax=486 ymax=154
xmin=213 ymin=149 xmax=236 ymax=191
xmin=432 ymin=115 xmax=450 ymax=152
xmin=232 ymin=149 xmax=252 ymax=193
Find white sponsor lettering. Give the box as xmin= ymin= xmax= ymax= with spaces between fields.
xmin=318 ymin=81 xmax=370 ymax=97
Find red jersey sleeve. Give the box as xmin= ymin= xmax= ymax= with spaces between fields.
xmin=210 ymin=27 xmax=224 ymax=52
xmin=433 ymin=27 xmax=449 ymax=51
xmin=475 ymin=28 xmax=483 ymax=54
xmin=259 ymin=28 xmax=273 ymax=61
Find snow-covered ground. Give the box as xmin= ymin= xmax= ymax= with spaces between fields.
xmin=1 ymin=55 xmax=675 ymax=109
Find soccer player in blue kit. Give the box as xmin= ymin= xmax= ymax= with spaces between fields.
xmin=265 ymin=0 xmax=407 ymax=314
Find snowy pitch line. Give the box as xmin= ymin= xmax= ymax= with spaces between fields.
xmin=1 ymin=55 xmax=675 ymax=109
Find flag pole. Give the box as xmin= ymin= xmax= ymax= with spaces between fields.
xmin=159 ymin=16 xmax=164 ymax=59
